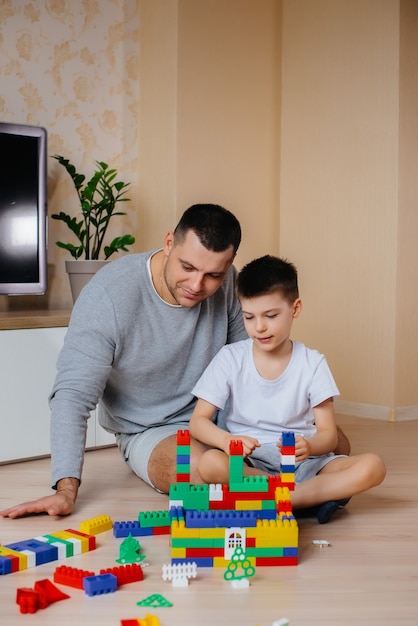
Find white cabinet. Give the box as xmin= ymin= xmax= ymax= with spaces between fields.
xmin=0 ymin=326 xmax=114 ymax=463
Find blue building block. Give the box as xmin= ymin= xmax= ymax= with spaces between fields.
xmin=281 ymin=431 xmax=295 ymax=446
xmin=172 ymin=557 xmax=213 ymax=567
xmin=185 ymin=511 xmax=215 ymax=528
xmin=113 ymin=521 xmax=153 ymax=538
xmin=176 ymin=454 xmax=190 ymax=464
xmin=82 ymin=573 xmax=118 ymax=596
xmin=0 ymin=556 xmax=12 ymax=575
xmin=5 ymin=539 xmax=58 ymax=565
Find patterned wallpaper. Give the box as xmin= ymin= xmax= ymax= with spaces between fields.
xmin=0 ymin=0 xmax=140 ymax=309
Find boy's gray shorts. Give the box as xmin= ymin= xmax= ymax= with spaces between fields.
xmin=115 ymin=422 xmax=189 ymax=491
xmin=247 ymin=442 xmax=347 ymax=484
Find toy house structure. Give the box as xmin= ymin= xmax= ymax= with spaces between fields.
xmin=169 ymin=430 xmax=298 ymax=567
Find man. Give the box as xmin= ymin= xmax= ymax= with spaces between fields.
xmin=1 ymin=204 xmax=350 ymax=519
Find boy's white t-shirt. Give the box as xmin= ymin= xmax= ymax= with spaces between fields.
xmin=191 ymin=339 xmax=340 ymax=444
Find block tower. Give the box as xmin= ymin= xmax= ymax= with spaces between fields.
xmin=169 ymin=430 xmax=298 ymax=567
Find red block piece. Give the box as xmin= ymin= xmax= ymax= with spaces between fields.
xmin=177 ymin=429 xmax=190 ymax=445
xmin=121 ymin=620 xmax=140 ymax=626
xmin=54 ymin=564 xmax=95 ymax=589
xmin=100 ymin=563 xmax=144 ymax=586
xmin=34 ymin=578 xmax=70 ymax=605
xmin=152 ymin=525 xmax=170 ymax=535
xmin=229 ymin=439 xmax=244 ymax=456
xmin=16 ymin=588 xmax=38 ymax=613
xmin=65 ymin=528 xmax=97 ymax=550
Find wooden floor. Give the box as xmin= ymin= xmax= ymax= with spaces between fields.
xmin=1 ymin=414 xmax=417 ymax=625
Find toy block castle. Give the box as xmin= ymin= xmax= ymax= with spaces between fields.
xmin=169 ymin=430 xmax=298 ymax=567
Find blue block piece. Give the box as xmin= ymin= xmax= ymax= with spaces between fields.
xmin=176 ymin=454 xmax=190 ymax=464
xmin=280 ymin=464 xmax=295 ymax=473
xmin=172 ymin=557 xmax=213 ymax=567
xmin=5 ymin=539 xmax=58 ymax=565
xmin=283 ymin=547 xmax=298 ymax=556
xmin=113 ymin=521 xmax=153 ymax=538
xmin=0 ymin=556 xmax=12 ymax=575
xmin=212 ymin=511 xmax=260 ymax=528
xmin=185 ymin=510 xmax=214 ymax=528
xmin=83 ymin=573 xmax=118 ymax=596
xmin=170 ymin=506 xmax=185 ymax=520
xmin=281 ymin=431 xmax=295 ymax=446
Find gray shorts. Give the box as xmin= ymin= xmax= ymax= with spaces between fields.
xmin=115 ymin=422 xmax=190 ymax=491
xmin=247 ymin=442 xmax=347 ymax=484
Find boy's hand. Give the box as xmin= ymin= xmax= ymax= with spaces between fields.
xmin=277 ymin=434 xmax=311 ymax=462
xmin=224 ymin=435 xmax=260 ymax=457
xmin=294 ymin=434 xmax=310 ymax=462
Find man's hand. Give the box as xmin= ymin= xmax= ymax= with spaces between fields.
xmin=0 ymin=491 xmax=76 ymax=519
xmin=0 ymin=477 xmax=78 ymax=519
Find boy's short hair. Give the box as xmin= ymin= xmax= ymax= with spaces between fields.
xmin=237 ymin=255 xmax=299 ymax=304
xmin=174 ymin=204 xmax=241 ymax=255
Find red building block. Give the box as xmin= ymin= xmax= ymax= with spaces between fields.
xmin=54 ymin=564 xmax=95 ymax=589
xmin=16 ymin=588 xmax=38 ymax=613
xmin=229 ymin=440 xmax=244 ymax=456
xmin=176 ymin=430 xmax=190 ymax=445
xmin=34 ymin=578 xmax=70 ymax=606
xmin=100 ymin=563 xmax=144 ymax=586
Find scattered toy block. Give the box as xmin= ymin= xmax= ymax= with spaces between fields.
xmin=54 ymin=565 xmax=95 ymax=589
xmin=100 ymin=563 xmax=144 ymax=585
xmin=79 ymin=514 xmax=113 ymax=535
xmin=83 ymin=572 xmax=118 ymax=596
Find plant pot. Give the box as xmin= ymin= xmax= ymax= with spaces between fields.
xmin=65 ymin=260 xmax=109 ymax=303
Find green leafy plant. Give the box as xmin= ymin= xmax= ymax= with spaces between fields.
xmin=51 ymin=155 xmax=135 ymax=260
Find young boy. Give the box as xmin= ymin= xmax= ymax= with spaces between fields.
xmin=189 ymin=255 xmax=386 ymax=523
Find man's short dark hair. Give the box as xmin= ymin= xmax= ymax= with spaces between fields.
xmin=174 ymin=204 xmax=241 ymax=255
xmin=237 ymin=255 xmax=299 ymax=303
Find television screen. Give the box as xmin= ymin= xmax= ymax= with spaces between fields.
xmin=0 ymin=122 xmax=47 ymax=295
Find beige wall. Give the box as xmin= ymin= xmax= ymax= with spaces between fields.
xmin=137 ymin=0 xmax=281 ymax=268
xmin=1 ymin=0 xmax=416 ymax=420
xmin=0 ymin=0 xmax=141 ymax=310
xmin=280 ymin=0 xmax=417 ymax=420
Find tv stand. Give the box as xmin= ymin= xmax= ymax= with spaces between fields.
xmin=0 ymin=309 xmax=115 ymax=463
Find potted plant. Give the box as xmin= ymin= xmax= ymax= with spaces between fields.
xmin=51 ymin=155 xmax=135 ymax=301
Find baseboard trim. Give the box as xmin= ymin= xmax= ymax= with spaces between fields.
xmin=393 ymin=406 xmax=418 ymax=422
xmin=335 ymin=401 xmax=390 ymax=421
xmin=334 ymin=400 xmax=418 ymax=422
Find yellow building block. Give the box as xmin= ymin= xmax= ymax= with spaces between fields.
xmin=171 ymin=520 xmax=200 ymax=538
xmin=171 ymin=547 xmax=186 ymax=558
xmin=280 ymin=473 xmax=295 ymax=484
xmin=0 ymin=546 xmax=28 ymax=571
xmin=235 ymin=499 xmax=263 ymax=510
xmin=138 ymin=614 xmax=161 ymax=626
xmin=274 ymin=486 xmax=291 ymax=502
xmin=253 ymin=518 xmax=298 ymax=548
xmin=79 ymin=514 xmax=113 ymax=535
xmin=199 ymin=527 xmax=225 ymax=539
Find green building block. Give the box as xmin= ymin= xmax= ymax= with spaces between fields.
xmin=138 ymin=510 xmax=170 ymax=527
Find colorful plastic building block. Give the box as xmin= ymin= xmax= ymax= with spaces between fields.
xmin=116 ymin=533 xmax=146 ymax=564
xmin=162 ymin=561 xmax=197 ymax=586
xmin=79 ymin=514 xmax=113 ymax=535
xmin=1 ymin=527 xmax=96 ymax=576
xmin=136 ymin=593 xmax=173 ymax=608
xmin=100 ymin=563 xmax=144 ymax=585
xmin=83 ymin=572 xmax=118 ymax=596
xmin=16 ymin=579 xmax=69 ymax=613
xmin=54 ymin=565 xmax=95 ymax=589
